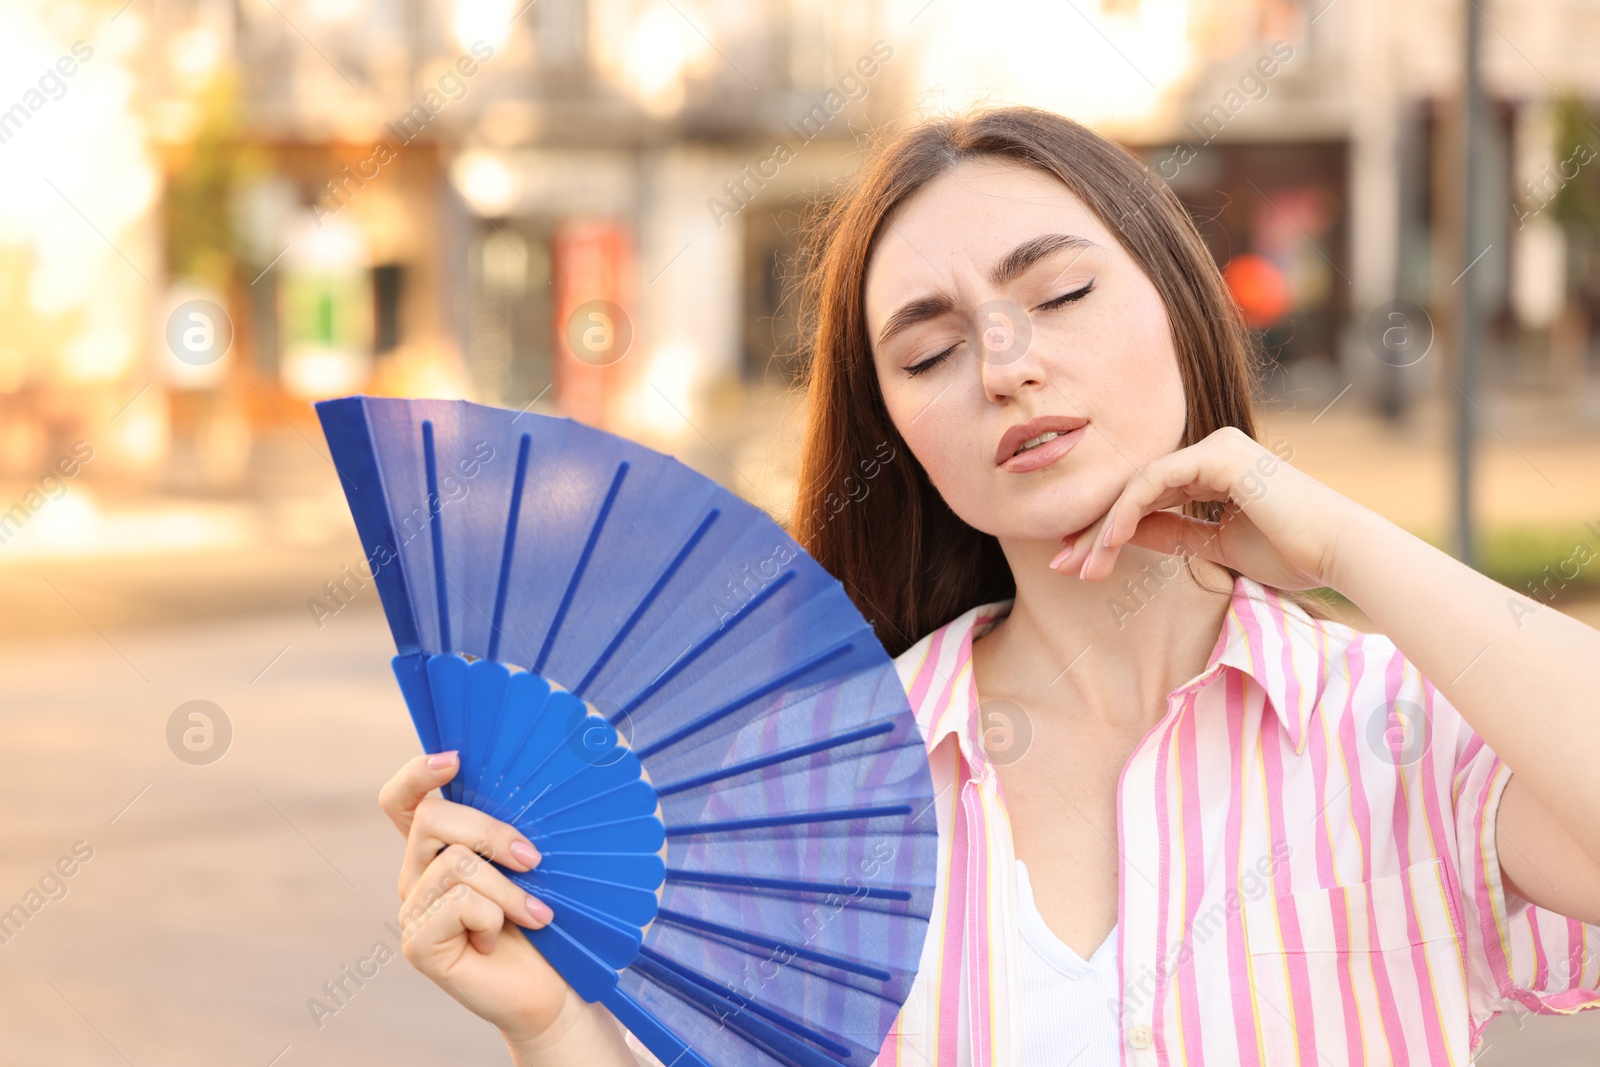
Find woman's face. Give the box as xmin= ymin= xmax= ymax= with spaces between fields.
xmin=863 ymin=158 xmax=1188 ymax=544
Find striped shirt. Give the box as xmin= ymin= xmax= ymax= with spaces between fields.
xmin=872 ymin=573 xmax=1600 ymax=1066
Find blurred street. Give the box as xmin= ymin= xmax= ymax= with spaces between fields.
xmin=0 ymin=606 xmax=515 ymax=1066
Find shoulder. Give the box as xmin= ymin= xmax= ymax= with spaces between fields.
xmin=1308 ymin=611 xmax=1441 ymax=706
xmin=891 ymin=598 xmax=1012 ymax=737
xmin=1271 ymin=594 xmax=1472 ymax=761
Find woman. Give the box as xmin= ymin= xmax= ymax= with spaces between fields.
xmin=377 ymin=107 xmax=1600 ymax=1065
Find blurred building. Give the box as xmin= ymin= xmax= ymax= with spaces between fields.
xmin=1107 ymin=0 xmax=1600 ymax=419
xmin=6 ymin=0 xmax=1600 ymax=497
xmin=131 ymin=0 xmax=909 ymax=483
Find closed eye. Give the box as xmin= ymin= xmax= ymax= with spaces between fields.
xmin=903 ymin=280 xmax=1092 ymax=377
xmin=1035 ymin=280 xmax=1095 ymax=312
xmin=905 ymin=340 xmax=961 ymax=377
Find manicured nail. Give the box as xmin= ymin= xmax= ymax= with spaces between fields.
xmin=1101 ymin=520 xmax=1115 ymax=548
xmin=1049 ymin=541 xmax=1074 ymax=570
xmin=428 ymin=751 xmax=458 ymax=770
xmin=510 ymin=840 xmax=540 ymax=868
xmin=526 ymin=895 xmax=554 ymax=924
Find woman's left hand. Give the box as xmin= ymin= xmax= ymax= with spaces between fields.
xmin=1049 ymin=426 xmax=1359 ymax=592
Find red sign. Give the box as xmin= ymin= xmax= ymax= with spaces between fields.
xmin=552 ymin=219 xmax=637 ymax=429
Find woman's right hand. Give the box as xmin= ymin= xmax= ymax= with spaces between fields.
xmin=378 ymin=751 xmax=581 ymax=1048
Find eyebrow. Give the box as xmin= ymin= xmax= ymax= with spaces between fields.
xmin=988 ymin=232 xmax=1097 ymax=288
xmin=874 ymin=233 xmax=1099 ymax=349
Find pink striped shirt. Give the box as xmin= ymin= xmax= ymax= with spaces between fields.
xmin=873 ymin=573 xmax=1600 ymax=1066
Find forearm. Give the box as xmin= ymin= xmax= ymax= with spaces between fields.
xmin=505 ymin=996 xmax=641 ymax=1067
xmin=1331 ymin=501 xmax=1600 ymax=864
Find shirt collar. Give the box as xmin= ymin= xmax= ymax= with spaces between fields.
xmin=914 ymin=573 xmax=1327 ymax=769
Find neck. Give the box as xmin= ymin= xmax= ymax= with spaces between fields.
xmin=975 ymin=536 xmax=1236 ymax=731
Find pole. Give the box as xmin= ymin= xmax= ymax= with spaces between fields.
xmin=1454 ymin=0 xmax=1485 ymax=568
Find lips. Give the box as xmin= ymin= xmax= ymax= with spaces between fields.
xmin=995 ymin=415 xmax=1090 ymax=466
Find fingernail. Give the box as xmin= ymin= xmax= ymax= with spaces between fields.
xmin=428 ymin=751 xmax=458 ymax=770
xmin=510 ymin=840 xmax=540 ymax=868
xmin=1101 ymin=520 xmax=1115 ymax=548
xmin=1048 ymin=542 xmax=1074 ymax=570
xmin=1078 ymin=556 xmax=1091 ymax=580
xmin=526 ymin=895 xmax=554 ymax=924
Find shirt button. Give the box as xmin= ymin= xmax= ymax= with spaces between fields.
xmin=1127 ymin=1023 xmax=1153 ymax=1049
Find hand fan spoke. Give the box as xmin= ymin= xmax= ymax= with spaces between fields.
xmin=663 ymin=803 xmax=913 ymax=838
xmin=532 ymin=779 xmax=658 ymax=833
xmin=472 ymin=669 xmax=550 ymax=808
xmin=511 ymin=867 xmax=659 ymax=926
xmin=612 ymin=568 xmax=801 ymax=723
xmin=421 ymin=419 xmax=453 ymax=653
xmin=532 ymin=888 xmax=644 ymax=967
xmin=598 ymin=987 xmax=717 ymax=1067
xmin=486 ymin=431 xmax=533 ymax=662
xmin=631 ymin=640 xmax=856 ymax=757
xmin=653 ymin=908 xmax=891 ymax=982
xmin=662 ymin=868 xmax=914 ymax=904
xmin=653 ymin=720 xmax=896 ymax=796
xmin=535 ymin=461 xmax=629 ymax=675
xmin=535 ymin=814 xmax=666 ymax=853
xmin=631 ymin=950 xmax=854 ymax=1065
xmin=611 ymin=974 xmax=815 ymax=1067
xmin=485 ymin=690 xmax=593 ymax=819
xmin=573 ymin=507 xmax=723 ymax=696
xmin=536 ymin=850 xmax=665 ymax=883
xmin=460 ymin=659 xmax=512 ymax=809
xmin=643 ymin=920 xmax=918 ymax=1002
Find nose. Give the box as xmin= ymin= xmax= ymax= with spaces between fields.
xmin=974 ymin=300 xmax=1045 ymax=403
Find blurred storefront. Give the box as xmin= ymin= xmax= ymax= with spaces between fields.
xmin=0 ymin=0 xmax=907 ymax=489
xmin=7 ymin=0 xmax=1600 ymax=502
xmin=1120 ymin=0 xmax=1600 ymax=420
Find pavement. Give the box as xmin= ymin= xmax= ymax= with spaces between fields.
xmin=0 ymin=607 xmax=513 ymax=1066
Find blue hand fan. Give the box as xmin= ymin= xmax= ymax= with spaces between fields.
xmin=316 ymin=396 xmax=937 ymax=1067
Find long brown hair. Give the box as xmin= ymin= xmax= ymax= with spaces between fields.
xmin=788 ymin=105 xmax=1333 ymax=656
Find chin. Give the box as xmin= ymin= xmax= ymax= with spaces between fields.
xmin=951 ymin=471 xmax=1111 ymax=541
xmin=1011 ymin=481 xmax=1116 ymax=537
xmin=960 ymin=508 xmax=1091 ymax=546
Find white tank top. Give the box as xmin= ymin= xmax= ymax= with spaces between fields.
xmin=1014 ymin=858 xmax=1123 ymax=1066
